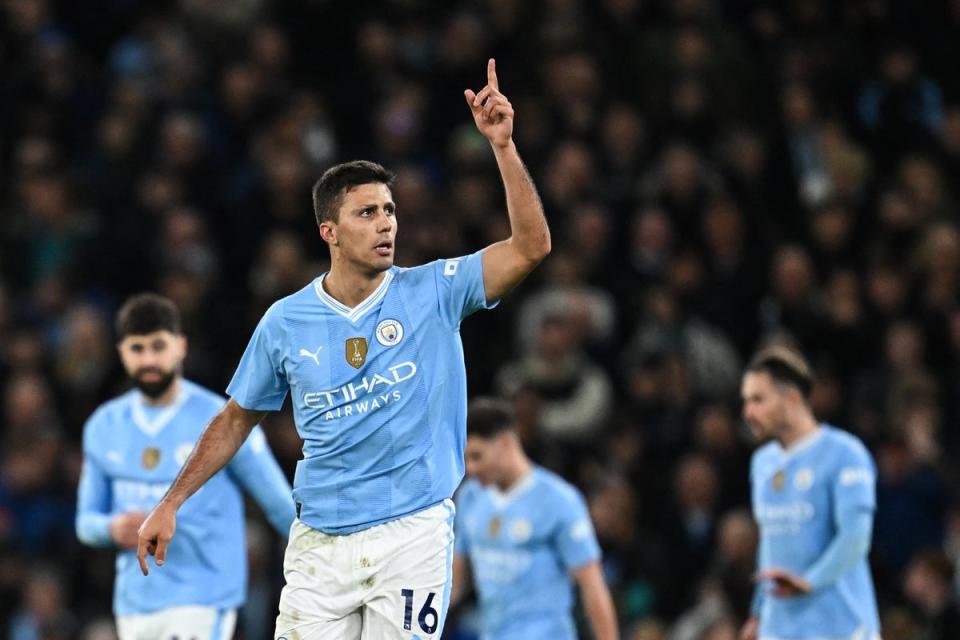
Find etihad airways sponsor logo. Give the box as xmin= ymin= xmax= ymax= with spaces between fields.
xmin=302 ymin=361 xmax=417 ymax=419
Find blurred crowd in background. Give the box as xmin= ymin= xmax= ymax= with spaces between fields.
xmin=2 ymin=0 xmax=960 ymax=638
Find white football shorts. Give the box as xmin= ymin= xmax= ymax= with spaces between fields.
xmin=275 ymin=499 xmax=456 ymax=639
xmin=116 ymin=606 xmax=236 ymax=640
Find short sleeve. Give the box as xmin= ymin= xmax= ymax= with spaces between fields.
xmin=434 ymin=249 xmax=499 ymax=327
xmin=553 ymin=489 xmax=601 ymax=572
xmin=227 ymin=302 xmax=289 ymax=411
xmin=833 ymin=438 xmax=876 ymax=522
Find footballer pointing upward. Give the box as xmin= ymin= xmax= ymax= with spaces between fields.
xmin=137 ymin=58 xmax=550 ymax=639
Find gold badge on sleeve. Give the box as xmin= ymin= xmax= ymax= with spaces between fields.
xmin=142 ymin=447 xmax=161 ymax=470
xmin=345 ymin=337 xmax=368 ymax=369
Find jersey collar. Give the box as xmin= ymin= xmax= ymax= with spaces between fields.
xmin=489 ymin=468 xmax=538 ymax=510
xmin=131 ymin=381 xmax=192 ymax=438
xmin=778 ymin=425 xmax=825 ymax=461
xmin=313 ymin=270 xmax=394 ymax=322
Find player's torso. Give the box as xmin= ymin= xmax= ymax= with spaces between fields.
xmin=95 ymin=389 xmax=230 ymax=517
xmin=281 ymin=269 xmax=471 ymax=531
xmin=462 ymin=477 xmax=579 ymax=637
xmin=283 ymin=271 xmax=463 ymax=459
xmin=464 ymin=479 xmax=567 ymax=594
xmin=753 ymin=435 xmax=838 ymax=567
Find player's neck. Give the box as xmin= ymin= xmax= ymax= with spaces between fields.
xmin=323 ymin=265 xmax=387 ymax=309
xmin=779 ymin=414 xmax=820 ymax=450
xmin=140 ymin=377 xmax=182 ymax=408
xmin=497 ymin=456 xmax=533 ymax=492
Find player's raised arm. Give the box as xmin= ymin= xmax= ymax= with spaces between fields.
xmin=464 ymin=58 xmax=551 ymax=303
xmin=136 ymin=400 xmax=266 ymax=575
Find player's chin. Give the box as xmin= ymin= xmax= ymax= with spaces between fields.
xmin=369 ymin=253 xmax=394 ymax=270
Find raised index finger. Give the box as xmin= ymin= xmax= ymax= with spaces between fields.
xmin=487 ymin=58 xmax=498 ymax=91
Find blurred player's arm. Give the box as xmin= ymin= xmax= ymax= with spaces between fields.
xmin=136 ymin=400 xmax=266 ymax=574
xmin=740 ymin=579 xmax=764 ymax=640
xmin=227 ymin=425 xmax=296 ymax=536
xmin=464 ymin=59 xmax=550 ymax=303
xmin=76 ymin=431 xmax=146 ymax=549
xmin=450 ymin=554 xmax=472 ymax=609
xmin=573 ymin=561 xmax=619 ymax=640
xmin=75 ymin=456 xmax=115 ymax=547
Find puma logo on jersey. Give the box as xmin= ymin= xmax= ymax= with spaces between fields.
xmin=299 ymin=346 xmax=323 ymax=365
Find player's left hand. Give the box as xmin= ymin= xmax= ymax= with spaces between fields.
xmin=464 ymin=58 xmax=514 ymax=149
xmin=757 ymin=568 xmax=812 ymax=597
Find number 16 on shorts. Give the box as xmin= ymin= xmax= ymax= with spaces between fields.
xmin=401 ymin=589 xmax=439 ymax=635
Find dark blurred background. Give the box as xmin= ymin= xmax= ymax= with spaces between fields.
xmin=1 ymin=0 xmax=960 ymax=638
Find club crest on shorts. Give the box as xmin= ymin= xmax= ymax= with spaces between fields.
xmin=345 ymin=337 xmax=368 ymax=369
xmin=488 ymin=516 xmax=502 ymax=538
xmin=375 ymin=319 xmax=404 ymax=347
xmin=142 ymin=447 xmax=161 ymax=470
xmin=772 ymin=469 xmax=786 ymax=491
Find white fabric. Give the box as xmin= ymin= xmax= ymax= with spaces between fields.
xmin=117 ymin=606 xmax=236 ymax=640
xmin=275 ymin=500 xmax=455 ymax=639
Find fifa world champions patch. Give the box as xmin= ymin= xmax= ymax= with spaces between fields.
xmin=346 ymin=337 xmax=368 ymax=369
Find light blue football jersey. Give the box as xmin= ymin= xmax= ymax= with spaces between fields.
xmin=454 ymin=466 xmax=601 ymax=640
xmin=751 ymin=425 xmax=880 ymax=639
xmin=76 ymin=379 xmax=295 ymax=616
xmin=227 ymin=250 xmax=497 ymax=534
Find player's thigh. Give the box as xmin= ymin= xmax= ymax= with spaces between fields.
xmin=361 ymin=501 xmax=455 ymax=640
xmin=275 ymin=520 xmax=365 ymax=639
xmin=117 ymin=606 xmax=236 ymax=640
xmin=275 ymin=610 xmax=362 ymax=640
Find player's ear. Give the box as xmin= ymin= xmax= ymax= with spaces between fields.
xmin=177 ymin=334 xmax=188 ymax=359
xmin=319 ymin=220 xmax=337 ymax=246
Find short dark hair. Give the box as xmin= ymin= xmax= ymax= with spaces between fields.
xmin=467 ymin=397 xmax=515 ymax=439
xmin=312 ymin=160 xmax=396 ymax=225
xmin=115 ymin=293 xmax=181 ymax=340
xmin=746 ymin=346 xmax=813 ymax=400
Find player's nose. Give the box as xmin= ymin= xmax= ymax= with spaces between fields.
xmin=375 ymin=209 xmax=393 ymax=230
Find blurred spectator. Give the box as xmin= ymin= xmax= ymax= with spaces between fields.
xmin=902 ymin=549 xmax=960 ymax=639
xmin=8 ymin=566 xmax=78 ymax=640
xmin=495 ymin=309 xmax=613 ymax=445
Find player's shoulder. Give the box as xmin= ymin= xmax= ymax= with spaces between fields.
xmin=393 ymin=260 xmax=441 ymax=287
xmin=263 ymin=282 xmax=318 ymax=318
xmin=534 ymin=466 xmax=587 ymax=506
xmin=455 ymin=477 xmax=485 ymax=506
xmin=750 ymin=441 xmax=780 ymax=468
xmin=397 ymin=252 xmax=482 ymax=281
xmin=820 ymin=424 xmax=873 ymax=462
xmin=83 ymin=390 xmax=135 ymax=445
xmin=180 ymin=379 xmax=227 ymax=411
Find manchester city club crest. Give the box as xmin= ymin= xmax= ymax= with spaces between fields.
xmin=773 ymin=469 xmax=786 ymax=491
xmin=488 ymin=516 xmax=502 ymax=538
xmin=142 ymin=447 xmax=161 ymax=470
xmin=375 ymin=319 xmax=404 ymax=347
xmin=345 ymin=337 xmax=368 ymax=369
